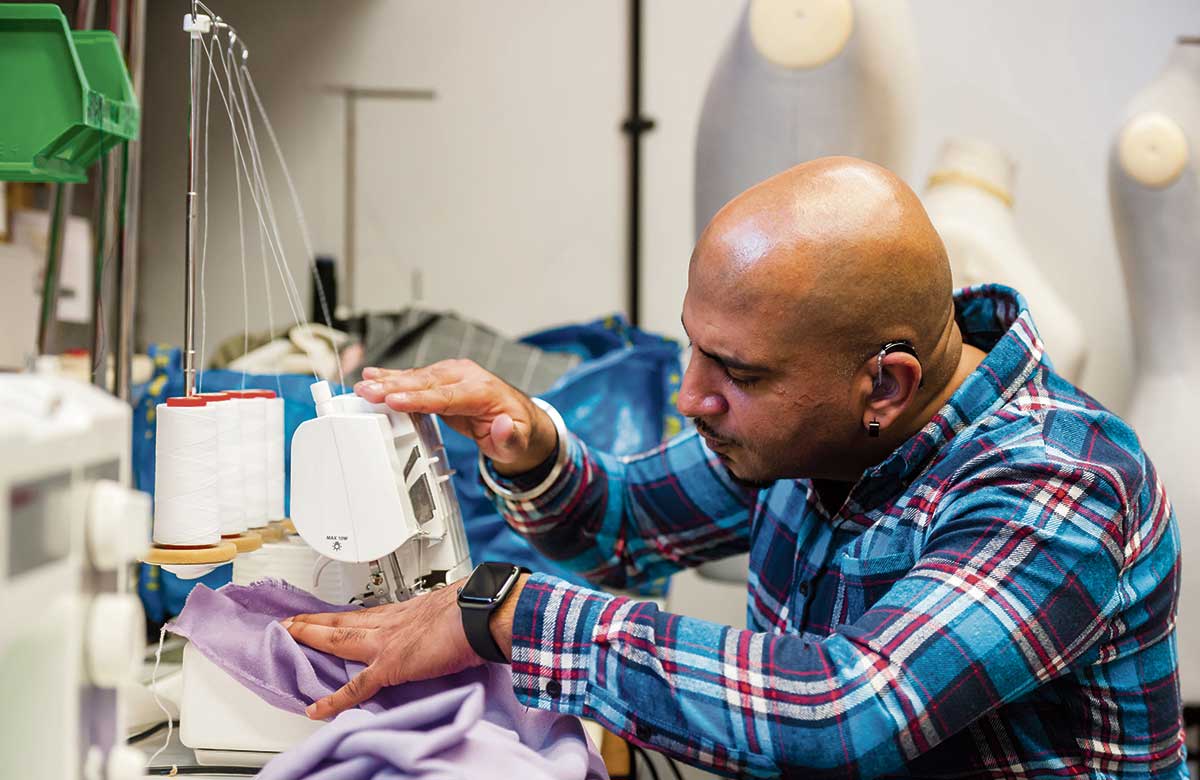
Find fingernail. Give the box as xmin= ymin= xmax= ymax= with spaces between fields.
xmin=360 ymin=381 xmax=383 ymax=394
xmin=280 ymin=618 xmax=292 ymax=629
xmin=305 ymin=704 xmax=317 ymax=718
xmin=386 ymin=392 xmax=409 ymax=405
xmin=362 ymin=366 xmax=380 ymax=378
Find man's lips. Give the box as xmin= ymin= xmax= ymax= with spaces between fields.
xmin=700 ymin=431 xmax=734 ymax=451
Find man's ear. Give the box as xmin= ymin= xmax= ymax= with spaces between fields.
xmin=860 ymin=352 xmax=923 ymax=436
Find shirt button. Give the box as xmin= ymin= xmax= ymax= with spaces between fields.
xmin=545 ymin=678 xmax=562 ymax=699
xmin=797 ymin=581 xmax=809 ymax=596
xmin=635 ymin=722 xmax=652 ymax=742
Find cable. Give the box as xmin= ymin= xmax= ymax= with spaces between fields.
xmin=126 ymin=719 xmax=171 ymax=744
xmin=663 ymin=755 xmax=685 ymax=780
xmin=146 ymin=765 xmax=259 ymax=776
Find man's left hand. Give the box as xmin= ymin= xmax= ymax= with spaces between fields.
xmin=282 ymin=575 xmax=525 ymax=720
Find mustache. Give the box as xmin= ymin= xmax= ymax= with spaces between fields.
xmin=693 ymin=418 xmax=736 ymax=447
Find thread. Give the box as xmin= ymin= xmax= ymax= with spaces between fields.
xmin=146 ymin=625 xmax=174 ymax=770
xmin=153 ymin=397 xmax=219 ymax=546
xmin=197 ymin=392 xmax=246 ymax=536
xmin=231 ymin=391 xmax=269 ymax=528
xmin=266 ymin=395 xmax=285 ymax=520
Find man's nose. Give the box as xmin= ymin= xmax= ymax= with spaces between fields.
xmin=677 ymin=355 xmax=728 ymax=418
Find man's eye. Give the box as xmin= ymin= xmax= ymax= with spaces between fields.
xmin=727 ymin=372 xmax=759 ymax=388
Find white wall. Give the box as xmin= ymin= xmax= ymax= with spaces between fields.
xmin=138 ymin=1 xmax=626 ymax=359
xmin=139 ymin=1 xmax=1200 ymax=408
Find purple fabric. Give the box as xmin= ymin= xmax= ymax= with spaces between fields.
xmin=169 ymin=580 xmax=606 ymax=780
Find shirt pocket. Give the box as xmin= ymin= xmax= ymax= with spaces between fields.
xmin=833 ymin=550 xmax=915 ymax=627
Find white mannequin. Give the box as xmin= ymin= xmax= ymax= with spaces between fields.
xmin=694 ymin=0 xmax=919 ymax=238
xmin=923 ymin=138 xmax=1088 ymax=383
xmin=1109 ymin=37 xmax=1200 ymax=701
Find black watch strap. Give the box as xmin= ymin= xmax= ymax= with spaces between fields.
xmin=461 ymin=604 xmax=508 ymax=664
xmin=458 ymin=564 xmax=531 ymax=664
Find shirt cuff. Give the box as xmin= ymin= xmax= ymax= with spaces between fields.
xmin=509 ymin=572 xmax=613 ymax=715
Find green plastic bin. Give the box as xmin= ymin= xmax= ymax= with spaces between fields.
xmin=0 ymin=3 xmax=140 ymax=183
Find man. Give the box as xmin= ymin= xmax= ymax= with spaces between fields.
xmin=283 ymin=158 xmax=1184 ymax=777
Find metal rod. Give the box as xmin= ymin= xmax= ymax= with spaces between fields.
xmin=344 ymin=93 xmax=356 ymax=311
xmin=94 ymin=0 xmax=132 ymax=391
xmin=621 ymin=0 xmax=653 ymax=328
xmin=90 ymin=151 xmax=109 ymax=389
xmin=184 ymin=0 xmax=202 ymax=396
xmin=37 ymin=184 xmax=73 ymax=356
xmin=116 ymin=0 xmax=146 ymax=402
xmin=37 ymin=0 xmax=97 ymax=356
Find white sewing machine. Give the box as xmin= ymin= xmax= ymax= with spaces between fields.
xmin=0 ymin=374 xmax=151 ymax=780
xmin=179 ymin=380 xmax=473 ymax=765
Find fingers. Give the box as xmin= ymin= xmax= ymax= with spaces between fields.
xmin=306 ymin=665 xmax=384 ymax=720
xmin=355 ymin=360 xmax=477 ymax=403
xmin=284 ymin=622 xmax=376 ymax=662
xmin=283 ymin=604 xmax=396 ymax=629
xmin=379 ymin=384 xmax=497 ymax=417
xmin=355 ymin=372 xmax=437 ymax=403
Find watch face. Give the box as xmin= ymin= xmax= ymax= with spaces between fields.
xmin=459 ymin=562 xmax=518 ymax=605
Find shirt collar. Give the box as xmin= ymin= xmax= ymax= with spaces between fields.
xmin=854 ymin=284 xmax=1048 ymax=503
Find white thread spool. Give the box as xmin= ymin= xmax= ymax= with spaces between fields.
xmin=231 ymin=390 xmax=270 ymax=528
xmin=266 ymin=394 xmax=285 ymax=520
xmin=197 ymin=392 xmax=246 ymax=536
xmin=153 ymin=397 xmax=219 ymax=546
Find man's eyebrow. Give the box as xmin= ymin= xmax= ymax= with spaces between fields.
xmin=681 ymin=315 xmax=772 ymax=373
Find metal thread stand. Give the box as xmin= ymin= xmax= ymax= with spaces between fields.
xmin=183 ymin=0 xmax=201 ymax=396
xmin=116 ymin=0 xmax=147 ymax=401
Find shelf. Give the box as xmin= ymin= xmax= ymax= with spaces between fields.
xmin=0 ymin=3 xmax=140 ymax=183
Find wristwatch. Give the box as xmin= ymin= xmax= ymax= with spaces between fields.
xmin=457 ymin=562 xmax=529 ymax=663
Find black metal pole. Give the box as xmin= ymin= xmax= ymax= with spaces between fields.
xmin=621 ymin=0 xmax=654 ymax=328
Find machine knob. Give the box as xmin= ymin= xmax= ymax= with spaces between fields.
xmin=105 ymin=745 xmax=147 ymax=780
xmin=86 ymin=593 xmax=145 ymax=688
xmin=86 ymin=480 xmax=151 ymax=571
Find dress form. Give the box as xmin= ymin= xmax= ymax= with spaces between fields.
xmin=923 ymin=138 xmax=1088 ymax=383
xmin=693 ymin=0 xmax=918 ymax=237
xmin=1109 ymin=38 xmax=1200 ymax=701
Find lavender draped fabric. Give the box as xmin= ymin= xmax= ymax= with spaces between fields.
xmin=169 ymin=581 xmax=606 ymax=780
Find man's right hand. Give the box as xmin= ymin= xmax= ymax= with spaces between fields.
xmin=355 ymin=360 xmax=557 ymax=476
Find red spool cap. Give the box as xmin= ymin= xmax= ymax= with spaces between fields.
xmin=166 ymin=396 xmax=208 ymax=407
xmin=228 ymin=389 xmax=276 ymax=399
xmin=196 ymin=391 xmax=231 ymax=401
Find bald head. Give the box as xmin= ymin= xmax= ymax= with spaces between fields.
xmin=691 ymin=157 xmax=955 ymax=378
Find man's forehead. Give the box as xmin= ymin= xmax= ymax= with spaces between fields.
xmin=681 ymin=287 xmax=797 ymax=370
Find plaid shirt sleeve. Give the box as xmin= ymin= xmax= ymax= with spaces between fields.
xmin=505 ymin=452 xmax=1139 ymax=777
xmin=486 ymin=428 xmax=758 ymax=588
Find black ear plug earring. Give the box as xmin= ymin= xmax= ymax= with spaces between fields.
xmin=868 ymin=419 xmax=881 ymax=438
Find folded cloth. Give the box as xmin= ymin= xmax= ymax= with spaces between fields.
xmin=168 ymin=581 xmax=606 ymax=780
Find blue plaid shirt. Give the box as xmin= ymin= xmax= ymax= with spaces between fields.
xmin=487 ymin=285 xmax=1185 ymax=778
